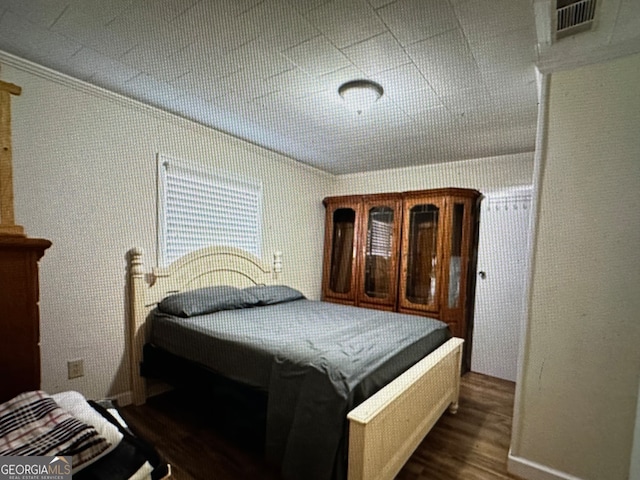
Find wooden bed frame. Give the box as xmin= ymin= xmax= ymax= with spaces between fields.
xmin=127 ymin=246 xmax=463 ymax=480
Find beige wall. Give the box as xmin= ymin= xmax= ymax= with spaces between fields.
xmin=5 ymin=60 xmax=334 ymax=400
xmin=331 ymin=152 xmax=534 ymax=196
xmin=514 ymin=53 xmax=640 ymax=479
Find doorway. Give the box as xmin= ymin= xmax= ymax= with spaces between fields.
xmin=471 ymin=187 xmax=533 ymax=382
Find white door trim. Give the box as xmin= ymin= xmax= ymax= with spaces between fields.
xmin=508 ymin=71 xmax=550 ymax=475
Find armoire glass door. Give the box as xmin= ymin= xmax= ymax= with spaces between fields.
xmin=447 ymin=202 xmax=466 ymax=308
xmin=328 ymin=207 xmax=357 ymax=295
xmin=403 ymin=202 xmax=440 ymax=311
xmin=361 ymin=198 xmax=400 ymax=307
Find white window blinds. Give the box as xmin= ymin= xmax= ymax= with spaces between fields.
xmin=368 ymin=219 xmax=393 ymax=257
xmin=157 ymin=154 xmax=262 ymax=266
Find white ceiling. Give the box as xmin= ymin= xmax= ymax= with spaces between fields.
xmin=0 ymin=0 xmax=638 ymax=174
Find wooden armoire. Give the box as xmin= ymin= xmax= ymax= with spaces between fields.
xmin=322 ymin=188 xmax=482 ymax=370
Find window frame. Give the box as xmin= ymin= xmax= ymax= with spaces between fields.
xmin=156 ymin=153 xmax=263 ymax=267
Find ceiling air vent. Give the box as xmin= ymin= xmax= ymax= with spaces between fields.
xmin=555 ymin=0 xmax=597 ymax=40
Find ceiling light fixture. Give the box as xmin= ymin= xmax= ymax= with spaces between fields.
xmin=338 ymin=80 xmax=383 ymax=115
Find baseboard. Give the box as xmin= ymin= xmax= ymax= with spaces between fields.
xmin=508 ymin=450 xmax=585 ymax=480
xmin=112 ymin=391 xmax=133 ymax=407
xmin=110 ymin=382 xmax=173 ymax=407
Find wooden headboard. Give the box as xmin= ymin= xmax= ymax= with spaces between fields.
xmin=127 ymin=246 xmax=273 ymax=405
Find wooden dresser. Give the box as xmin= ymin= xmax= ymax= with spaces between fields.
xmin=0 ymin=235 xmax=51 ymax=403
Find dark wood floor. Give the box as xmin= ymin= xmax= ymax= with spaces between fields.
xmin=120 ymin=372 xmax=518 ymax=480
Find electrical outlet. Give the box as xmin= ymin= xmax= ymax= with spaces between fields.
xmin=67 ymin=359 xmax=84 ymax=379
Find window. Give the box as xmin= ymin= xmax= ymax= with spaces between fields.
xmin=157 ymin=154 xmax=262 ymax=266
xmin=368 ymin=218 xmax=393 ymax=258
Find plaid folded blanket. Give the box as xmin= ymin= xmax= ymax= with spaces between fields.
xmin=0 ymin=391 xmax=111 ymax=472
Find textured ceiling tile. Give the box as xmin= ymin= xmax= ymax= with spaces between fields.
xmin=286 ymin=0 xmax=333 ymax=13
xmin=106 ymin=6 xmax=194 ymax=54
xmin=251 ymin=89 xmax=298 ymax=116
xmin=120 ymin=43 xmax=190 ymax=83
xmin=343 ymin=32 xmax=411 ymax=75
xmin=237 ymin=0 xmax=319 ymax=51
xmin=263 ymin=67 xmax=323 ymax=99
xmin=137 ymin=0 xmax=198 ymax=23
xmin=178 ymin=0 xmax=264 ymax=19
xmin=123 ymin=72 xmax=182 ymax=104
xmin=303 ymin=88 xmax=362 ymax=127
xmin=173 ymin=44 xmax=242 ymax=81
xmin=457 ymin=103 xmax=537 ymax=139
xmin=243 ymin=95 xmax=299 ymax=128
xmin=171 ymin=2 xmax=256 ymax=51
xmin=213 ymin=69 xmax=280 ymax=102
xmin=51 ymin=7 xmax=134 ymax=58
xmin=377 ymin=0 xmax=459 ymax=46
xmin=0 ymin=0 xmax=549 ymax=174
xmin=470 ymin=25 xmax=537 ymax=74
xmin=0 ymin=10 xmax=81 ymax=62
xmin=363 ymin=96 xmax=416 ymax=130
xmin=483 ymin=76 xmax=538 ymax=112
xmin=2 ymin=0 xmax=69 ymax=28
xmin=389 ymin=86 xmax=443 ymax=117
xmin=413 ymin=104 xmax=458 ymax=129
xmin=480 ymin=64 xmax=536 ymax=93
xmin=67 ymin=0 xmax=136 ymax=23
xmin=284 ymin=35 xmax=351 ymax=76
xmin=211 ymin=95 xmax=293 ymax=145
xmin=372 ymin=62 xmax=434 ymax=96
xmin=303 ymin=0 xmax=386 ymax=48
xmin=438 ymin=85 xmax=494 ymax=118
xmin=63 ymin=47 xmax=137 ymax=83
xmin=454 ymin=0 xmax=535 ymax=43
xmin=407 ymin=29 xmax=482 ymax=93
xmin=368 ymin=0 xmax=395 ymax=9
xmin=227 ymin=40 xmax=297 ymax=80
xmin=167 ymin=71 xmax=218 ymax=101
xmin=90 ymin=55 xmax=145 ymax=88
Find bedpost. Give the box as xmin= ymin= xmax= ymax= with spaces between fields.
xmin=448 ymin=341 xmax=463 ymax=414
xmin=128 ymin=247 xmax=147 ymax=405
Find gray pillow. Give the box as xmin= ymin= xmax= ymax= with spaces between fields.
xmin=158 ymin=286 xmax=258 ymax=317
xmin=243 ymin=285 xmax=305 ymax=305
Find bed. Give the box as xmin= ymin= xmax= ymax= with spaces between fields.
xmin=0 ymin=389 xmax=170 ymax=479
xmin=127 ymin=246 xmax=463 ymax=480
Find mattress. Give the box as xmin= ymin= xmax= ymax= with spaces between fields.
xmin=148 ymin=298 xmax=450 ymax=480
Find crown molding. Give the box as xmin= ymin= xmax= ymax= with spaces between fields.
xmin=0 ymin=49 xmax=334 ymax=179
xmin=536 ymin=36 xmax=640 ymax=74
xmin=0 ymin=49 xmax=170 ymax=120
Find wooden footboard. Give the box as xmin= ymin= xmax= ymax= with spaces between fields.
xmin=347 ymin=337 xmax=463 ymax=480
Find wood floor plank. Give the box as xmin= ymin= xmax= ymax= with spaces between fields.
xmin=120 ymin=372 xmax=519 ymax=479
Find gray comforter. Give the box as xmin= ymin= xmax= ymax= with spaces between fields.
xmin=149 ymin=299 xmax=450 ymax=480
